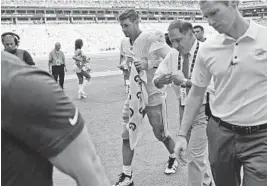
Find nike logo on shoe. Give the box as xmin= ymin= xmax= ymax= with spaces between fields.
xmin=69 ymin=108 xmax=78 ymax=126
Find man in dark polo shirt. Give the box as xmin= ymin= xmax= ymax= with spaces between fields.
xmin=1 ymin=51 xmax=110 ymax=186
xmin=193 ymin=25 xmax=213 ymax=119
xmin=49 ymin=42 xmax=67 ymax=89
xmin=193 ymin=25 xmax=207 ymax=42
xmin=2 ymin=32 xmax=35 ymax=66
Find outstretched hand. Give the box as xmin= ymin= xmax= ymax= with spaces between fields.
xmin=174 ymin=136 xmax=188 ymax=167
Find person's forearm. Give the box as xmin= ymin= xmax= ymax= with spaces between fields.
xmin=73 ymin=139 xmax=110 ymax=186
xmin=24 ymin=52 xmax=35 ymax=65
xmin=73 ymin=56 xmax=83 ymax=62
xmin=25 ymin=58 xmax=35 ymax=66
xmin=29 ymin=61 xmax=35 ymax=66
xmin=62 ymin=56 xmax=66 ymax=66
xmin=75 ymin=157 xmax=110 ymax=186
xmin=49 ymin=126 xmax=110 ymax=186
xmin=178 ymin=87 xmax=204 ymax=136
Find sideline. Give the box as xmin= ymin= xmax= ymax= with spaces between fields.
xmin=65 ymin=70 xmax=122 ymax=80
xmin=33 ymin=50 xmax=120 ymax=60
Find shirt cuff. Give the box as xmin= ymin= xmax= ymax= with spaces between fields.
xmin=191 ymin=79 xmax=209 ymax=88
xmin=178 ymin=130 xmax=187 ymax=137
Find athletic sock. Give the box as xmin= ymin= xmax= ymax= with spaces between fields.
xmin=170 ymin=153 xmax=176 ymax=159
xmin=123 ymin=165 xmax=132 ymax=176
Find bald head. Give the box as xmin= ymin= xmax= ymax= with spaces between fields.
xmin=55 ymin=42 xmax=61 ymax=51
xmin=2 ymin=35 xmax=17 ymax=53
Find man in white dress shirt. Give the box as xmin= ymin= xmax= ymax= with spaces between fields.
xmin=154 ymin=20 xmax=213 ymax=186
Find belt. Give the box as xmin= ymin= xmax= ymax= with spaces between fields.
xmin=212 ymin=116 xmax=267 ymax=135
xmin=179 ymin=103 xmax=206 ymax=108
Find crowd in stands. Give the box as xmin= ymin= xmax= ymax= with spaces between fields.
xmin=1 ymin=0 xmax=199 ymax=9
xmin=240 ymin=0 xmax=267 ymax=7
xmin=1 ymin=23 xmax=125 ymax=56
xmin=1 ymin=16 xmax=266 ymax=57
xmin=2 ymin=0 xmax=267 ymax=8
xmin=1 ymin=22 xmax=217 ymax=57
xmin=1 ymin=1 xmax=266 ymax=57
xmin=252 ymin=17 xmax=267 ymax=25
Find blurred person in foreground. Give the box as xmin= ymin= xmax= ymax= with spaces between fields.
xmin=1 ymin=51 xmax=110 ymax=186
xmin=2 ymin=32 xmax=35 ymax=66
xmin=49 ymin=42 xmax=67 ymax=89
xmin=175 ymin=1 xmax=267 ymax=186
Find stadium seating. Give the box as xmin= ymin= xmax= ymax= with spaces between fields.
xmin=2 ymin=0 xmax=267 ymax=8
xmin=1 ymin=0 xmax=266 ymax=57
xmin=1 ymin=22 xmax=218 ymax=57
xmin=1 ymin=0 xmax=199 ymax=9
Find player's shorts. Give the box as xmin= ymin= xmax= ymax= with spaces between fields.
xmin=121 ymin=99 xmax=169 ymax=140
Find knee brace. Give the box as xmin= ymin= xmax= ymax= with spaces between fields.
xmin=154 ymin=128 xmax=170 ymax=142
xmin=161 ymin=134 xmax=171 ymax=143
xmin=122 ymin=100 xmax=130 ymax=123
xmin=122 ymin=116 xmax=129 ymax=124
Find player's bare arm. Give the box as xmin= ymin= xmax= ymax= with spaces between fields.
xmin=49 ymin=125 xmax=110 ymax=186
xmin=73 ymin=55 xmax=83 ymax=62
xmin=154 ymin=45 xmax=171 ymax=59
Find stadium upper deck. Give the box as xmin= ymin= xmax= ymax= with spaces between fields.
xmin=1 ymin=0 xmax=267 ymax=24
xmin=1 ymin=0 xmax=199 ymax=8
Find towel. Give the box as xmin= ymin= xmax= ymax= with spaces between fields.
xmin=126 ymin=64 xmax=148 ymax=150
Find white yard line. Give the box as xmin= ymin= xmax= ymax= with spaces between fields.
xmin=65 ymin=70 xmax=122 ymax=80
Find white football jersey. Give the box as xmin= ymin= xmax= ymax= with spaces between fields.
xmin=132 ymin=30 xmax=169 ymax=106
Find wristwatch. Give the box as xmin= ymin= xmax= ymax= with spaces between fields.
xmin=181 ymin=78 xmax=188 ymax=88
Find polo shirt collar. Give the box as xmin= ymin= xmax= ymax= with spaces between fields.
xmin=221 ymin=20 xmax=258 ymax=44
